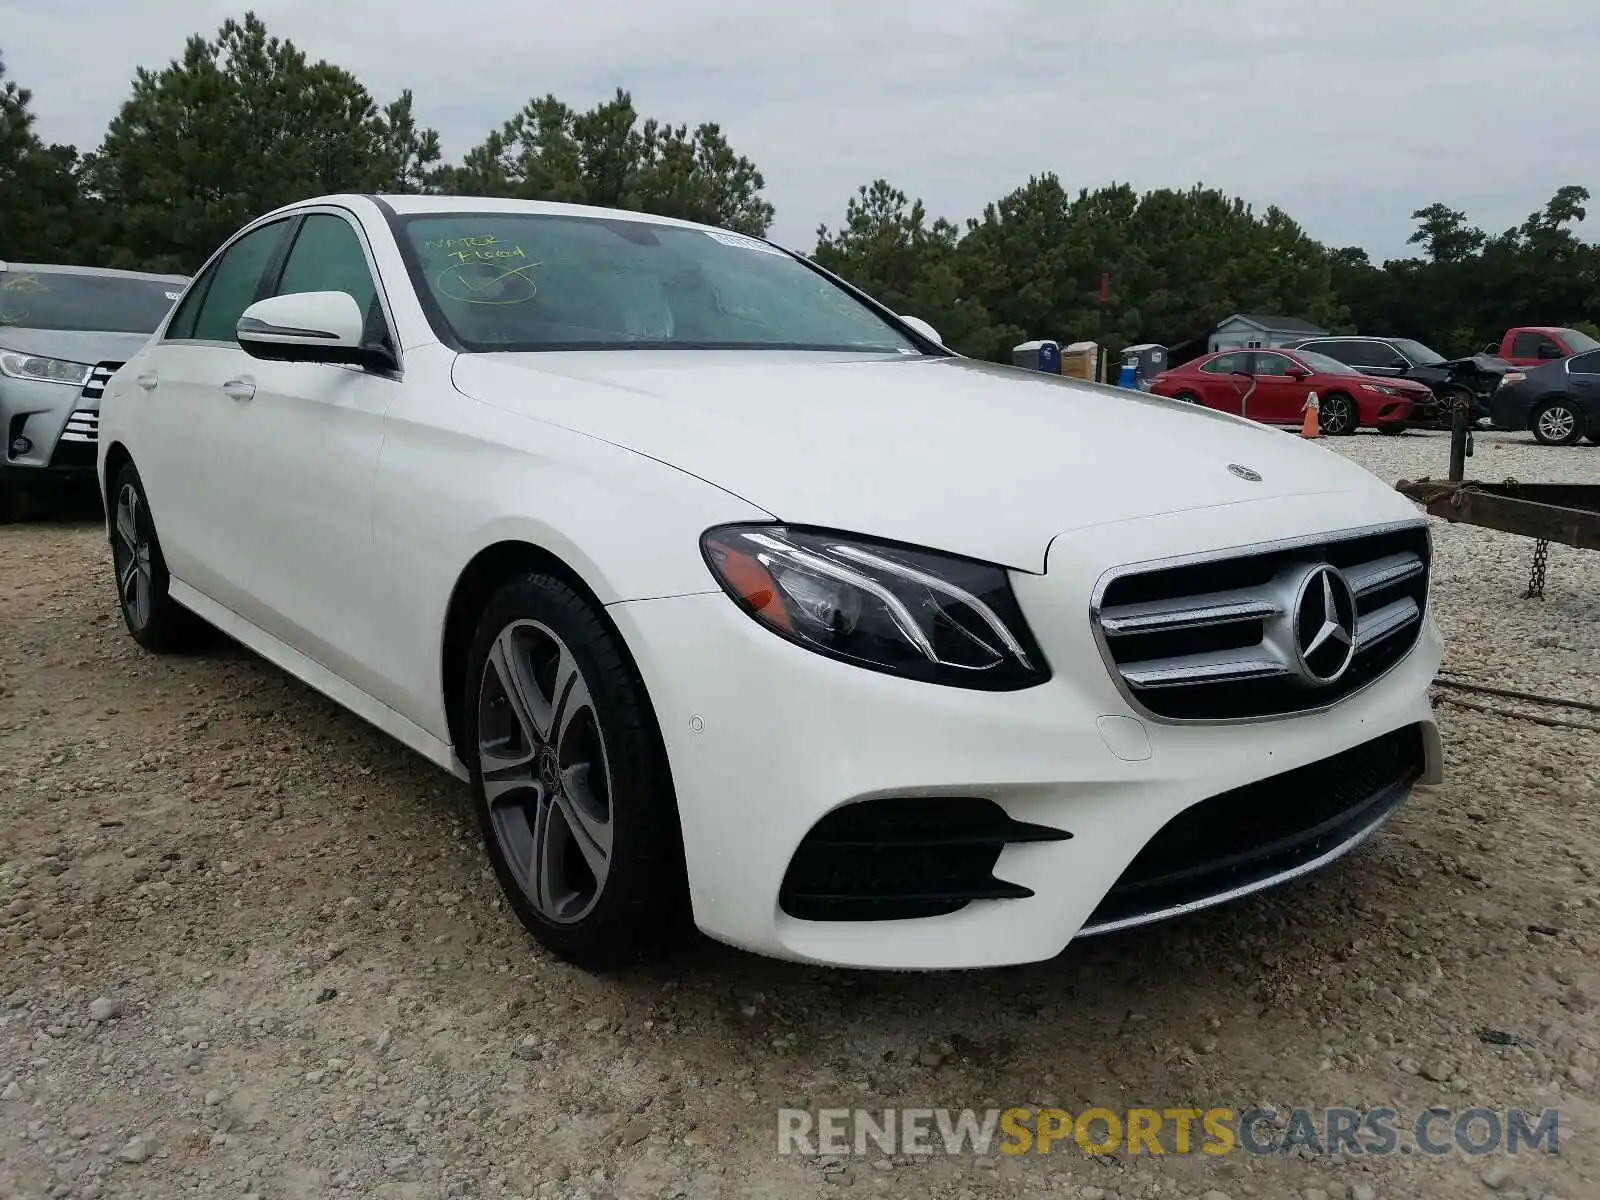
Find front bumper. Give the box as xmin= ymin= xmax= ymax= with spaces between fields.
xmin=0 ymin=370 xmax=110 ymax=484
xmin=609 ymin=493 xmax=1444 ymax=970
xmin=1359 ymin=393 xmax=1418 ymax=427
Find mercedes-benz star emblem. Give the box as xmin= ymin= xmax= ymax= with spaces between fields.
xmin=1292 ymin=564 xmax=1357 ymax=685
xmin=1227 ymin=463 xmax=1262 ymax=482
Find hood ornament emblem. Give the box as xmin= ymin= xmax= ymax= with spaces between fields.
xmin=1227 ymin=463 xmax=1262 ymax=482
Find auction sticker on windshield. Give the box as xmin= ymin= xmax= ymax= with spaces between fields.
xmin=703 ymin=229 xmax=785 ymax=255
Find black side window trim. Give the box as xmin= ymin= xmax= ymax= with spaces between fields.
xmin=256 ymin=214 xmax=305 ymax=304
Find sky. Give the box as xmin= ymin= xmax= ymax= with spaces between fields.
xmin=4 ymin=0 xmax=1596 ymax=260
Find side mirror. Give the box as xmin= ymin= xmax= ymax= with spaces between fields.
xmin=1538 ymin=343 xmax=1564 ymax=360
xmin=236 ymin=292 xmax=393 ymax=371
xmin=899 ymin=314 xmax=943 ymax=345
xmin=1286 ymin=366 xmax=1310 ymax=380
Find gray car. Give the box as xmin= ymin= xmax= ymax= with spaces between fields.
xmin=1 ymin=262 xmax=190 ymax=507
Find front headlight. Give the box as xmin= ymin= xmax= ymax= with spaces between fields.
xmin=700 ymin=525 xmax=1050 ymax=690
xmin=1359 ymin=382 xmax=1397 ymax=396
xmin=0 ymin=347 xmax=93 ymax=387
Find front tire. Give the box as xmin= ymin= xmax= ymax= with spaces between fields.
xmin=109 ymin=462 xmax=200 ymax=653
xmin=1531 ymin=400 xmax=1584 ymax=446
xmin=1174 ymin=391 xmax=1202 ymax=406
xmin=463 ymin=573 xmax=690 ymax=967
xmin=1319 ymin=392 xmax=1357 ymax=436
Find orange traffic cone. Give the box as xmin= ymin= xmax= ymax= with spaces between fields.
xmin=1300 ymin=391 xmax=1321 ymax=439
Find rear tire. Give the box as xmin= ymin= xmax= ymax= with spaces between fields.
xmin=1320 ymin=392 xmax=1357 ymax=436
xmin=109 ymin=462 xmax=202 ymax=653
xmin=462 ymin=573 xmax=691 ymax=968
xmin=1530 ymin=400 xmax=1584 ymax=446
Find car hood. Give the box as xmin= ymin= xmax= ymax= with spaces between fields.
xmin=452 ymin=351 xmax=1396 ymax=572
xmin=1365 ymin=374 xmax=1432 ymax=394
xmin=0 ymin=326 xmax=155 ymax=365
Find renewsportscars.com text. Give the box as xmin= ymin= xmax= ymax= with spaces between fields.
xmin=777 ymin=1105 xmax=1560 ymax=1159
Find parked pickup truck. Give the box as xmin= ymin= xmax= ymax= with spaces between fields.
xmin=1486 ymin=326 xmax=1599 ymax=367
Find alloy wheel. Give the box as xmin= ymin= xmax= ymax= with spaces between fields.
xmin=1321 ymin=396 xmax=1354 ymax=435
xmin=112 ymin=484 xmax=153 ymax=630
xmin=476 ymin=619 xmax=614 ymax=925
xmin=1536 ymin=405 xmax=1576 ymax=443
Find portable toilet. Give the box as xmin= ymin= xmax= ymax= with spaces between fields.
xmin=1061 ymin=341 xmax=1098 ymax=381
xmin=1118 ymin=343 xmax=1168 ymax=390
xmin=1012 ymin=340 xmax=1061 ymax=374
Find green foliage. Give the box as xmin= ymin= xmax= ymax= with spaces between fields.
xmin=1339 ymin=188 xmax=1599 ymax=356
xmin=85 ymin=12 xmax=442 ymax=272
xmin=814 ymin=180 xmax=1001 ymax=356
xmin=4 ymin=13 xmax=1596 ymax=363
xmin=818 ymin=178 xmax=1350 ymax=361
xmin=434 ymin=88 xmax=774 ymax=235
xmin=0 ymin=50 xmax=90 ymax=261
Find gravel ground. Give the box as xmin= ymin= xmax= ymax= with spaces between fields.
xmin=2 ymin=429 xmax=1598 ymax=1200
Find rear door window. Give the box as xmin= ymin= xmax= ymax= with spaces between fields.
xmin=1202 ymin=352 xmax=1249 ymax=374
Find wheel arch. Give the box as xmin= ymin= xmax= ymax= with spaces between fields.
xmin=438 ymin=538 xmax=662 ymax=767
xmin=101 ymin=441 xmax=134 ymax=535
xmin=1529 ymin=392 xmax=1579 ymax=423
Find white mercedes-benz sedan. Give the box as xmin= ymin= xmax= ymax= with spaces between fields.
xmin=98 ymin=194 xmax=1443 ymax=970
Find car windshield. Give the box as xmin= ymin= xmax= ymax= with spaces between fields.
xmin=0 ymin=269 xmax=184 ymax=334
xmin=397 ymin=212 xmax=922 ymax=354
xmin=1391 ymin=338 xmax=1445 ymax=365
xmin=1558 ymin=328 xmax=1600 ymax=353
xmin=1294 ymin=350 xmax=1361 ymax=375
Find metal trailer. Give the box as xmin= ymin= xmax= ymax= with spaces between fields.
xmin=1393 ymin=398 xmax=1600 ymax=598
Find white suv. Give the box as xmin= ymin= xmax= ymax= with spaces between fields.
xmin=99 ymin=194 xmax=1443 ymax=970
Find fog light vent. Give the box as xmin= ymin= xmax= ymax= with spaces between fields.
xmin=779 ymin=796 xmax=1070 ymax=922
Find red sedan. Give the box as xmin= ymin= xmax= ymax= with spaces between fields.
xmin=1148 ymin=348 xmax=1427 ymax=435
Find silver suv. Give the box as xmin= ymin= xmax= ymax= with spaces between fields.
xmin=1 ymin=262 xmax=190 ymax=508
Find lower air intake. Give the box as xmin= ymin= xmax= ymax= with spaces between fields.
xmin=780 ymin=795 xmax=1070 ymax=922
xmin=1084 ymin=722 xmax=1427 ymax=932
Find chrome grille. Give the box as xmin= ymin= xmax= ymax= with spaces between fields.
xmin=1091 ymin=522 xmax=1430 ymax=721
xmin=79 ymin=361 xmax=121 ymax=401
xmin=58 ymin=410 xmax=100 ymax=444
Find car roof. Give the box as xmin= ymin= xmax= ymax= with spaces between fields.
xmin=1288 ymin=335 xmax=1392 ymax=345
xmin=272 ymin=193 xmax=757 ymax=239
xmin=0 ymin=261 xmax=190 ymax=284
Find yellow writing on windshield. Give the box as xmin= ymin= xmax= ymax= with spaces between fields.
xmin=424 ymin=235 xmax=500 ymax=251
xmin=436 ymin=257 xmax=541 ymax=306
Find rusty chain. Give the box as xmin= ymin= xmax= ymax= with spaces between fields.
xmin=1524 ymin=538 xmax=1550 ymax=600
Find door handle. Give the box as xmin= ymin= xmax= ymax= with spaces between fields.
xmin=222 ymin=377 xmax=256 ymax=403
xmin=137 ymin=373 xmax=159 ymax=392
